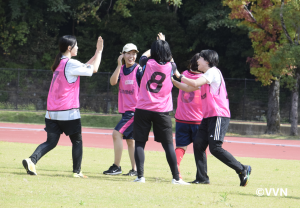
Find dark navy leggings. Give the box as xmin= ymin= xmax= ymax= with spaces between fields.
xmin=29 ymin=132 xmax=83 ymax=173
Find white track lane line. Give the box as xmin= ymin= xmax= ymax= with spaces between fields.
xmin=1 ymin=126 xmax=300 ymax=148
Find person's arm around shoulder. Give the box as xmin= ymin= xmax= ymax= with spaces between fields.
xmin=181 ymin=75 xmax=209 ymax=88
xmin=173 ymin=66 xmax=209 ymax=88
xmin=92 ymin=36 xmax=104 ymax=73
xmin=172 ymin=69 xmax=199 ymax=92
xmin=110 ymin=54 xmax=123 ymax=86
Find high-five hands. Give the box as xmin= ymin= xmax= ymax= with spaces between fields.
xmin=96 ymin=36 xmax=104 ymax=52
xmin=157 ymin=32 xmax=165 ymax=41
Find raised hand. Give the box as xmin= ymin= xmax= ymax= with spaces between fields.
xmin=117 ymin=54 xmax=124 ymax=66
xmin=157 ymin=32 xmax=165 ymax=41
xmin=96 ymin=36 xmax=104 ymax=51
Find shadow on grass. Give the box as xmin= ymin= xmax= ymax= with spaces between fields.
xmin=2 ymin=166 xmax=208 ymax=184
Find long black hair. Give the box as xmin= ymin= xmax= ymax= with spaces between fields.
xmin=199 ymin=49 xmax=219 ymax=68
xmin=51 ymin=35 xmax=77 ymax=72
xmin=189 ymin=53 xmax=201 ymax=72
xmin=150 ymin=40 xmax=172 ymax=63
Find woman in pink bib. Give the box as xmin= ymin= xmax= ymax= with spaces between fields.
xmin=22 ymin=35 xmax=103 ymax=178
xmin=173 ymin=53 xmax=204 ymax=180
xmin=132 ymin=33 xmax=189 ymax=185
xmin=103 ymin=43 xmax=142 ymax=176
xmin=172 ymin=50 xmax=252 ymax=186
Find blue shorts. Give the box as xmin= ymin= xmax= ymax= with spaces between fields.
xmin=175 ymin=122 xmax=200 ymax=147
xmin=114 ymin=111 xmax=134 ymax=139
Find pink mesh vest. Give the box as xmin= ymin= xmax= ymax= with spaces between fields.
xmin=47 ymin=58 xmax=80 ymax=111
xmin=175 ymin=70 xmax=203 ymax=122
xmin=136 ymin=59 xmax=173 ymax=112
xmin=201 ymin=67 xmax=230 ymax=118
xmin=118 ymin=64 xmax=140 ymax=113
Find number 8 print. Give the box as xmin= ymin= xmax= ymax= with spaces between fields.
xmin=146 ymin=72 xmax=166 ymax=93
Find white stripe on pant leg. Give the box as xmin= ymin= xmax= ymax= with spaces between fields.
xmin=216 ymin=117 xmax=221 ymax=140
xmin=214 ymin=117 xmax=221 ymax=140
xmin=215 ymin=117 xmax=221 ymax=140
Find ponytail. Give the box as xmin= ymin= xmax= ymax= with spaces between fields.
xmin=51 ymin=35 xmax=77 ymax=72
xmin=51 ymin=52 xmax=62 ymax=72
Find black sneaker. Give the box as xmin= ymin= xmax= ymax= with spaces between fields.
xmin=103 ymin=164 xmax=122 ymax=175
xmin=189 ymin=179 xmax=210 ymax=184
xmin=123 ymin=169 xmax=137 ymax=176
xmin=239 ymin=165 xmax=252 ymax=187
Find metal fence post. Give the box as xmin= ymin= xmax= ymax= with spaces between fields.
xmin=106 ymin=73 xmax=110 ymax=114
xmin=243 ymin=78 xmax=246 ymax=120
xmin=16 ymin=68 xmax=20 ymax=110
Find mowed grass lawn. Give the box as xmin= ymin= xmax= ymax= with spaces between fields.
xmin=0 ymin=142 xmax=299 ymax=207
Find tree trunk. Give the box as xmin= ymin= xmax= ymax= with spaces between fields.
xmin=290 ymin=68 xmax=300 ymax=136
xmin=266 ymin=79 xmax=281 ymax=134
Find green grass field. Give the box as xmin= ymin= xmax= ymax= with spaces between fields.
xmin=0 ymin=142 xmax=299 ymax=207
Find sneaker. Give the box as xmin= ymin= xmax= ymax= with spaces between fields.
xmin=103 ymin=164 xmax=122 ymax=175
xmin=133 ymin=177 xmax=145 ymax=183
xmin=189 ymin=179 xmax=210 ymax=184
xmin=73 ymin=172 xmax=88 ymax=178
xmin=22 ymin=158 xmax=37 ymax=175
xmin=239 ymin=165 xmax=252 ymax=187
xmin=123 ymin=169 xmax=137 ymax=176
xmin=172 ymin=178 xmax=190 ymax=185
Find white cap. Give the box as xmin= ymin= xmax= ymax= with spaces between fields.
xmin=122 ymin=43 xmax=139 ymax=53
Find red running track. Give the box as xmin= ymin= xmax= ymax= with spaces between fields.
xmin=0 ymin=123 xmax=300 ymax=160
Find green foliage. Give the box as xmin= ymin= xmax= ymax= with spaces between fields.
xmin=223 ymin=0 xmax=286 ymax=85
xmin=185 ymin=0 xmax=253 ymax=77
xmin=271 ymin=0 xmax=300 ymax=45
xmin=47 ymin=0 xmax=70 ymax=13
xmin=114 ymin=0 xmax=135 ymax=17
xmin=0 ymin=0 xmax=253 ymax=79
xmin=271 ymin=43 xmax=300 ymax=90
xmin=269 ymin=0 xmax=300 ymax=89
xmin=152 ymin=0 xmax=183 ymax=7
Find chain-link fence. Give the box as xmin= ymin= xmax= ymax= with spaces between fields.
xmin=0 ymin=68 xmax=296 ymax=123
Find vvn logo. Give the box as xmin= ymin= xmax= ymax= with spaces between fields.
xmin=256 ymin=188 xmax=288 ymax=197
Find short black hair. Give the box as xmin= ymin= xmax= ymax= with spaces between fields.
xmin=189 ymin=53 xmax=201 ymax=71
xmin=150 ymin=40 xmax=172 ymax=63
xmin=199 ymin=49 xmax=219 ymax=67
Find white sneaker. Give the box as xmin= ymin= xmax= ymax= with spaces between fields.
xmin=172 ymin=178 xmax=190 ymax=185
xmin=133 ymin=177 xmax=145 ymax=183
xmin=22 ymin=158 xmax=37 ymax=175
xmin=73 ymin=171 xmax=88 ymax=178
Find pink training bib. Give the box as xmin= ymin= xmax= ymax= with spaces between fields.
xmin=136 ymin=59 xmax=173 ymax=112
xmin=118 ymin=64 xmax=140 ymax=113
xmin=175 ymin=70 xmax=203 ymax=123
xmin=47 ymin=58 xmax=80 ymax=111
xmin=201 ymin=67 xmax=230 ymax=118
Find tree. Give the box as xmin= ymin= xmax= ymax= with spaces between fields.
xmin=270 ymin=0 xmax=300 ymax=136
xmin=223 ymin=0 xmax=289 ymax=134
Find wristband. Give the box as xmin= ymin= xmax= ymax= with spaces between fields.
xmin=179 ymin=74 xmax=185 ymax=82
